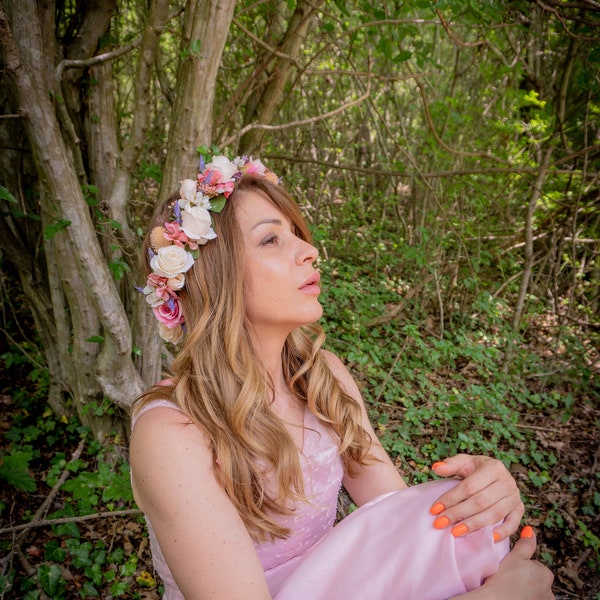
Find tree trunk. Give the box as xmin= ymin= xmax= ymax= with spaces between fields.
xmin=238 ymin=0 xmax=323 ymax=154
xmin=159 ymin=0 xmax=237 ymax=197
xmin=0 ymin=0 xmax=142 ymax=438
xmin=511 ymin=145 xmax=554 ymax=333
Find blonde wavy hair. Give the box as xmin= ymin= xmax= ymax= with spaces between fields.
xmin=134 ymin=175 xmax=374 ymax=541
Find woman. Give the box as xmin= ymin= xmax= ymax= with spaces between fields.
xmin=130 ymin=156 xmax=554 ymax=599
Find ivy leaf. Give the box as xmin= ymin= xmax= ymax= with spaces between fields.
xmin=393 ymin=50 xmax=412 ymax=63
xmin=44 ymin=218 xmax=72 ymax=240
xmin=38 ymin=563 xmax=65 ymax=596
xmin=0 ymin=185 xmax=18 ymax=203
xmin=86 ymin=335 xmax=105 ymax=343
xmin=0 ymin=449 xmax=37 ymax=492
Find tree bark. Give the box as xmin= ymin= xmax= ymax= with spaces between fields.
xmin=159 ymin=0 xmax=236 ymax=197
xmin=238 ymin=0 xmax=323 ymax=155
xmin=108 ymin=0 xmax=171 ymax=246
xmin=0 ymin=0 xmax=143 ymax=427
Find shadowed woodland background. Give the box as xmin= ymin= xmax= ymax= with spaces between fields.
xmin=0 ymin=0 xmax=599 ymax=598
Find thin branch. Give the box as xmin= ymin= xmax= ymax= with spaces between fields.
xmin=304 ymin=69 xmax=420 ymax=82
xmin=0 ymin=509 xmax=142 ymax=536
xmin=410 ymin=68 xmax=511 ymax=165
xmin=15 ymin=546 xmax=51 ymax=600
xmin=534 ymin=0 xmax=600 ymax=39
xmin=220 ymin=65 xmax=372 ymax=148
xmin=55 ymin=39 xmax=142 ymax=78
xmin=24 ymin=439 xmax=86 ymax=534
xmin=231 ymin=17 xmax=303 ymax=68
xmin=0 ymin=327 xmax=71 ymax=393
xmin=263 ymin=154 xmax=594 ymax=179
xmin=436 ymin=9 xmax=487 ymax=48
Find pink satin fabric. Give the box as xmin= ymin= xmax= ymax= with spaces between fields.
xmin=132 ymin=400 xmax=508 ymax=599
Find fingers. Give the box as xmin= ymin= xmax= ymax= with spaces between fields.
xmin=429 ymin=456 xmax=524 ymax=538
xmin=433 ymin=491 xmax=523 ymax=539
xmin=485 ymin=527 xmax=555 ymax=600
xmin=491 ymin=506 xmax=524 ymax=541
xmin=431 ymin=454 xmax=478 ymax=479
xmin=511 ymin=525 xmax=537 ymax=558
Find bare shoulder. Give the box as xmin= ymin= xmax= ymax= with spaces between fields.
xmin=320 ymin=349 xmax=361 ymax=398
xmin=320 ymin=348 xmax=345 ymax=370
xmin=130 ymin=405 xmax=214 ymax=512
xmin=131 ymin=404 xmax=211 ymax=452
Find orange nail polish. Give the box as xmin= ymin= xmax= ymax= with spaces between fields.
xmin=432 ymin=461 xmax=445 ymax=470
xmin=520 ymin=525 xmax=534 ymax=539
xmin=493 ymin=531 xmax=501 ymax=543
xmin=451 ymin=523 xmax=469 ymax=537
xmin=433 ymin=516 xmax=450 ymax=529
xmin=430 ymin=502 xmax=445 ymax=515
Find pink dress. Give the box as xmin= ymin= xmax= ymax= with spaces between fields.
xmin=132 ymin=401 xmax=508 ymax=599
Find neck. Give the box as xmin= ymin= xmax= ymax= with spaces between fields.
xmin=248 ymin=326 xmax=290 ymax=394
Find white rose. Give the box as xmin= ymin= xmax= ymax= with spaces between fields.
xmin=158 ymin=323 xmax=184 ymax=343
xmin=206 ymin=156 xmax=238 ymax=181
xmin=179 ymin=179 xmax=197 ymax=202
xmin=150 ymin=245 xmax=195 ymax=278
xmin=181 ymin=205 xmax=217 ymax=244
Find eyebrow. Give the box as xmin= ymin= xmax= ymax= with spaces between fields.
xmin=251 ymin=218 xmax=283 ymax=230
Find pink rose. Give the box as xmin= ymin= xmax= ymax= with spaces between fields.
xmin=240 ymin=158 xmax=267 ymax=176
xmin=153 ymin=297 xmax=184 ymax=328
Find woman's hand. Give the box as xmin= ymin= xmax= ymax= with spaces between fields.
xmin=429 ymin=454 xmax=524 ymax=540
xmin=451 ymin=527 xmax=555 ymax=599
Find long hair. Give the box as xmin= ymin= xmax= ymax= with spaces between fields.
xmin=134 ymin=175 xmax=374 ymax=541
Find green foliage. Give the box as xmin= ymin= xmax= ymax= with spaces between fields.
xmin=0 ymin=360 xmax=151 ymax=598
xmin=0 ymin=446 xmax=37 ymax=492
xmin=2 ymin=0 xmax=599 ymax=595
xmin=579 ymin=521 xmax=600 ymax=571
xmin=43 ymin=217 xmax=72 ymax=240
xmin=317 ymin=199 xmax=594 ymax=485
xmin=58 ymin=458 xmax=134 ymax=513
xmin=0 ymin=184 xmax=18 ymax=203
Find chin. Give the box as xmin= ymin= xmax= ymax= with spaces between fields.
xmin=302 ymin=305 xmax=324 ymax=325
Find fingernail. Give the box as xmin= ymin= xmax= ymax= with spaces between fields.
xmin=432 ymin=461 xmax=445 ymax=470
xmin=430 ymin=502 xmax=445 ymax=515
xmin=520 ymin=525 xmax=534 ymax=539
xmin=433 ymin=516 xmax=450 ymax=529
xmin=451 ymin=523 xmax=469 ymax=537
xmin=493 ymin=531 xmax=501 ymax=543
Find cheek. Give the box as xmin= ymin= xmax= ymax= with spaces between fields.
xmin=242 ymin=269 xmax=268 ymax=318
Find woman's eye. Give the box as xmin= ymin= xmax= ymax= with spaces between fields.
xmin=261 ymin=235 xmax=278 ymax=246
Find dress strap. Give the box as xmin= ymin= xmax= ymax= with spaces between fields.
xmin=130 ymin=398 xmax=182 ymax=431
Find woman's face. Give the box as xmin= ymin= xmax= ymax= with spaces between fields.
xmin=235 ymin=190 xmax=322 ymax=340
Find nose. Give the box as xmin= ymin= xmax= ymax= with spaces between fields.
xmin=298 ymin=238 xmax=319 ymax=265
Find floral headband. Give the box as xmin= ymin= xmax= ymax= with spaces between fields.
xmin=142 ymin=155 xmax=279 ymax=342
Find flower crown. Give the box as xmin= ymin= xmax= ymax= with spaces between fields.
xmin=142 ymin=155 xmax=279 ymax=342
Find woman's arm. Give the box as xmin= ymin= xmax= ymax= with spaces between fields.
xmin=130 ymin=406 xmax=272 ymax=600
xmin=323 ymin=350 xmax=524 ymax=538
xmin=322 ymin=350 xmax=409 ymax=504
xmin=450 ymin=527 xmax=555 ymax=599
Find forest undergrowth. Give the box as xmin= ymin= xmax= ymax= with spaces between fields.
xmin=0 ymin=277 xmax=599 ymax=599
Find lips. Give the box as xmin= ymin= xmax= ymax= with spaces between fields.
xmin=300 ymin=271 xmax=321 ymax=292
